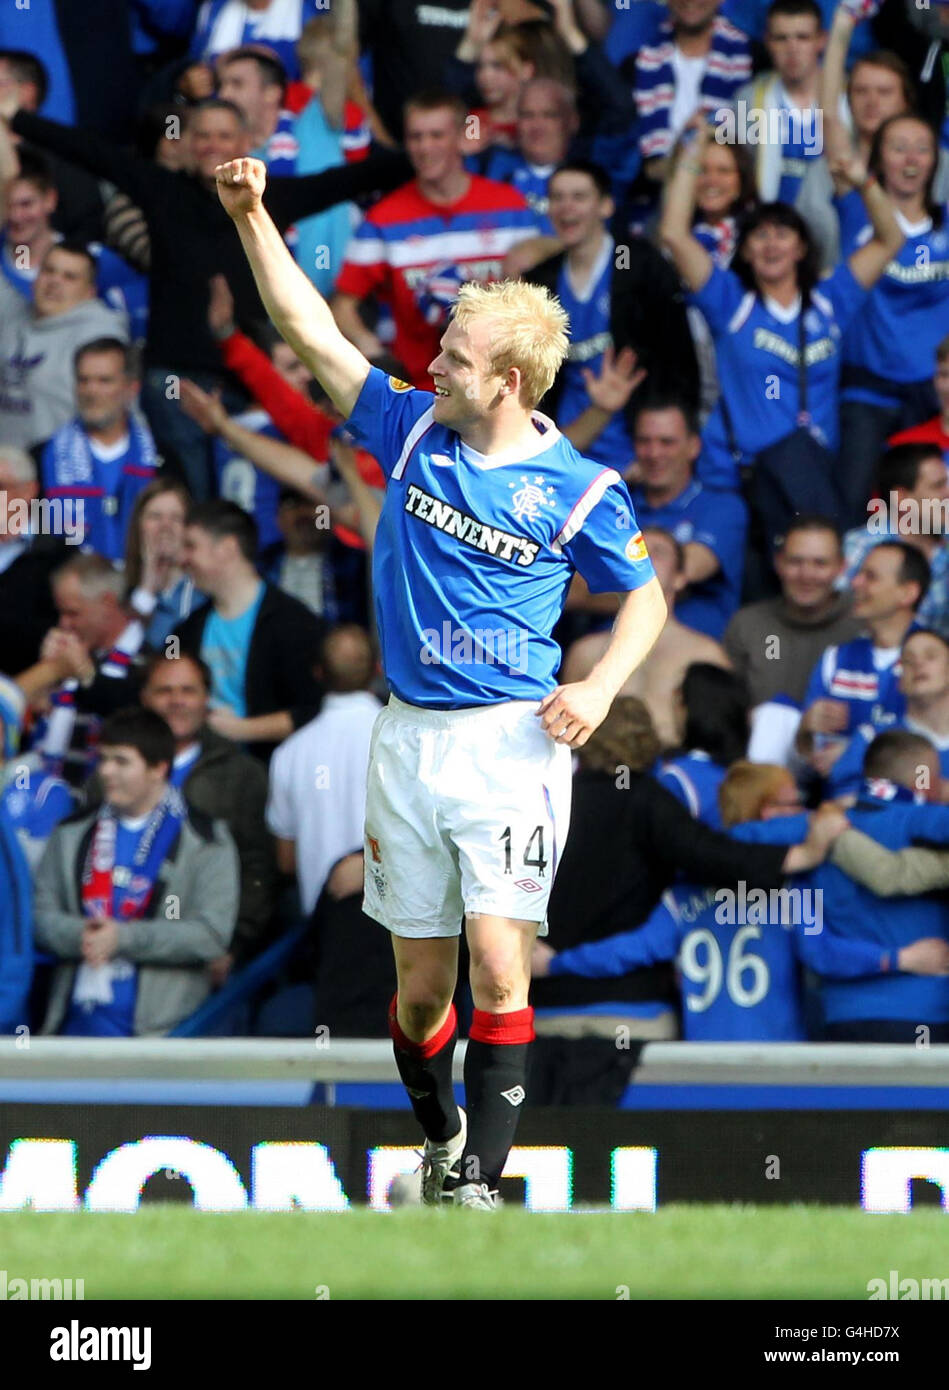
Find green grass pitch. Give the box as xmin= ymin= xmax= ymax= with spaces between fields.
xmin=0 ymin=1205 xmax=946 ymax=1299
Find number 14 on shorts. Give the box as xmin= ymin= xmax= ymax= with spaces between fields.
xmin=499 ymin=825 xmax=548 ymax=888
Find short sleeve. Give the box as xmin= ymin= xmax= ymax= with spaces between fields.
xmin=344 ymin=366 xmax=435 ymax=481
xmin=690 ymin=492 xmax=747 ymax=562
xmin=561 ymin=476 xmax=656 ymax=594
xmin=688 ymin=264 xmax=745 ymax=336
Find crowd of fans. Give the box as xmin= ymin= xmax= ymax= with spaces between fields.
xmin=0 ymin=0 xmax=948 ymax=1095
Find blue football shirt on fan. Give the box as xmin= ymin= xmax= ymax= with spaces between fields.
xmin=837 ymin=192 xmax=949 ymax=404
xmin=655 ymin=750 xmax=726 ymax=829
xmin=802 ymin=634 xmax=907 ymax=734
xmin=629 ymin=479 xmax=748 ymax=638
xmin=470 ymin=148 xmax=555 ymax=233
xmin=556 ymin=237 xmax=635 ymax=470
xmin=828 ymin=716 xmax=949 ymax=798
xmin=547 ymin=814 xmax=894 ymax=1040
xmin=213 ymin=409 xmax=284 ymax=552
xmin=345 ymin=367 xmax=656 ymax=708
xmin=690 ymin=261 xmax=868 ymax=490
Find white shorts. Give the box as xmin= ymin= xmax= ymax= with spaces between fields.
xmin=363 ymin=695 xmax=573 ymax=938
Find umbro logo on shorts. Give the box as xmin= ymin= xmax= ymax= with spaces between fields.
xmin=501 ymin=1086 xmax=525 ymax=1107
xmin=515 ymin=878 xmax=542 ymax=892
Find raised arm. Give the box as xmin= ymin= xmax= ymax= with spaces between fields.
xmin=658 ymin=118 xmax=715 ymax=293
xmin=833 ymin=150 xmax=904 ymax=287
xmin=215 ymin=158 xmax=371 ymax=419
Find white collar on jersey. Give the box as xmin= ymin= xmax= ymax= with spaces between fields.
xmin=762 ymin=291 xmax=802 ymax=324
xmin=565 ymin=233 xmax=614 ymax=304
xmin=895 ymin=209 xmax=933 ymax=237
xmin=459 ymin=413 xmax=563 ymax=470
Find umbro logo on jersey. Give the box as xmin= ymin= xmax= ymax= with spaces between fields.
xmin=430 ymin=453 xmax=455 ymax=467
xmin=515 ymin=878 xmax=542 ymax=892
xmin=501 ymin=1086 xmax=525 ymax=1107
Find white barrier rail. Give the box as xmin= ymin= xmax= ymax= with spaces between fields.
xmin=1 ymin=1038 xmax=948 ymax=1086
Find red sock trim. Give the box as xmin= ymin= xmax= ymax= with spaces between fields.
xmin=469 ymin=1006 xmax=534 ymax=1045
xmin=388 ymin=994 xmax=458 ymax=1060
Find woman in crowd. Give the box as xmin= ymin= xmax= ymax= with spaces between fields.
xmin=123 ymin=478 xmax=200 ymax=649
xmin=660 ymin=116 xmax=903 ymax=500
xmin=835 ymin=113 xmax=949 ymax=524
xmin=656 ymin=663 xmax=751 ymax=829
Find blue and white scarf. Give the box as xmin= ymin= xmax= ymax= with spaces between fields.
xmin=634 ymin=16 xmax=752 ymax=161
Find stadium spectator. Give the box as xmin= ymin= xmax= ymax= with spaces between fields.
xmin=529 ymin=697 xmax=844 ymax=1100
xmin=0 ymin=242 xmax=128 ymax=450
xmin=217 ymin=47 xmax=294 ymax=170
xmin=174 ymin=500 xmax=325 ymax=760
xmin=524 ymin=164 xmax=700 ymax=464
xmin=0 ymin=50 xmax=103 ymax=241
xmin=799 ymin=1 xmax=949 ymax=272
xmin=723 ymin=517 xmax=862 ymax=757
xmin=38 ymin=338 xmax=159 ymax=563
xmin=633 ymin=0 xmax=752 ymax=183
xmin=561 ymin=526 xmax=731 ymax=748
xmin=731 ymin=0 xmax=829 ymax=205
xmin=656 ymin=662 xmax=751 ymax=827
xmin=136 ymin=651 xmax=276 ymax=979
xmin=796 ymin=539 xmax=930 ymax=775
xmin=35 ymin=554 xmax=147 ymax=784
xmin=358 ymin=0 xmax=482 ymax=142
xmin=827 ymin=628 xmax=949 ymax=798
xmin=189 ymin=0 xmax=326 ymax=83
xmin=888 ymin=334 xmax=949 ymax=462
xmin=332 ymin=90 xmax=541 ymax=388
xmin=0 ymin=3 xmax=140 ymax=139
xmin=34 ymin=707 xmax=239 ymax=1037
xmin=536 ymin=757 xmax=949 ymax=1043
xmin=835 ymin=113 xmax=949 ymax=524
xmin=262 ymin=490 xmax=367 ymax=624
xmin=123 ymin=480 xmax=202 ymax=651
xmin=627 ymin=395 xmax=747 ymax=638
xmin=840 ymin=443 xmax=949 ymax=635
xmin=0 ymin=444 xmax=67 ymax=675
xmin=266 ymin=625 xmax=381 ymax=917
xmin=808 ymin=729 xmax=949 ymax=1041
xmin=661 ymin=119 xmax=902 ymax=525
xmin=1 ymin=96 xmax=411 ymax=497
xmin=451 ymin=13 xmax=536 ymax=152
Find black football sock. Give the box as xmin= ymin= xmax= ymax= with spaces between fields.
xmin=388 ymin=994 xmax=460 ymax=1144
xmin=450 ymin=1006 xmax=533 ymax=1191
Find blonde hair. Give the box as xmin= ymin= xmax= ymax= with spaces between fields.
xmin=719 ymin=761 xmax=792 ymax=829
xmin=452 ymin=279 xmax=569 ymax=409
xmin=577 ymin=696 xmax=661 ymax=776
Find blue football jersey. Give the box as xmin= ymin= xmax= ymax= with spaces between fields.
xmin=470 ymin=148 xmax=555 ymax=234
xmin=345 ymin=368 xmax=656 ymax=707
xmin=213 ymin=409 xmax=284 ymax=553
xmin=837 ymin=193 xmax=949 ymax=397
xmin=556 ymin=239 xmax=634 ymax=471
xmin=802 ymin=635 xmax=907 ymax=734
xmin=655 ymin=751 xmax=726 ymax=829
xmin=691 ymin=261 xmax=868 ymax=490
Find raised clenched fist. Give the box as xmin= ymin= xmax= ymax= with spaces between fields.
xmin=215 ymin=158 xmax=267 ymax=218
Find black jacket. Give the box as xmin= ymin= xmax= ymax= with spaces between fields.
xmin=534 ymin=770 xmax=789 ymax=1011
xmin=0 ymin=535 xmax=66 ymax=675
xmin=526 ymin=240 xmax=700 ymax=435
xmin=11 ymin=111 xmax=412 ymax=373
xmin=173 ymin=582 xmax=325 ymax=761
